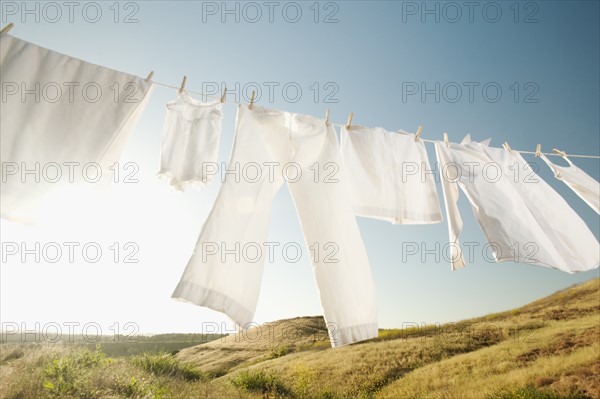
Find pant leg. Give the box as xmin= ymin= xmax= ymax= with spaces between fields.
xmin=288 ymin=122 xmax=379 ymax=347
xmin=172 ymin=105 xmax=287 ymax=326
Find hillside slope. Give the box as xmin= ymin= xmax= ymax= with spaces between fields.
xmin=1 ymin=279 xmax=597 ymax=398
xmin=176 ymin=316 xmax=330 ymax=376
xmin=178 ymin=278 xmax=600 ymax=398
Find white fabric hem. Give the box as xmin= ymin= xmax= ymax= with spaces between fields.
xmin=171 ymin=280 xmax=254 ymax=327
xmin=353 ymin=205 xmax=443 ymax=225
xmin=330 ymin=322 xmax=378 ymax=347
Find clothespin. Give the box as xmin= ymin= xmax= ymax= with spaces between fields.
xmin=145 ymin=71 xmax=154 ymax=82
xmin=1 ymin=23 xmax=14 ymax=34
xmin=443 ymin=132 xmax=449 ymax=147
xmin=535 ymin=144 xmax=541 ymax=157
xmin=414 ymin=125 xmax=423 ymax=142
xmin=178 ymin=76 xmax=187 ymax=94
xmin=220 ymin=86 xmax=227 ymax=103
xmin=346 ymin=112 xmax=353 ymax=130
xmin=249 ymin=90 xmax=255 ymax=110
xmin=503 ymin=141 xmax=512 ymax=152
xmin=325 ymin=109 xmax=330 ymax=126
xmin=552 ymin=148 xmax=566 ymax=157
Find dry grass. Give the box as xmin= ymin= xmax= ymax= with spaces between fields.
xmin=1 ymin=278 xmax=598 ymax=399
xmin=375 ymin=315 xmax=599 ymax=399
xmin=175 ymin=315 xmax=331 ymax=376
xmin=0 ymin=344 xmax=240 ymax=399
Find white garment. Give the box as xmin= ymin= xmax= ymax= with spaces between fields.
xmin=172 ymin=104 xmax=378 ymax=347
xmin=340 ymin=126 xmax=442 ymax=224
xmin=539 ymin=153 xmax=600 ymax=215
xmin=158 ymin=93 xmax=223 ymax=190
xmin=0 ymin=34 xmax=153 ymax=225
xmin=435 ymin=136 xmax=599 ymax=273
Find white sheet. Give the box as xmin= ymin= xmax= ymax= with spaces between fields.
xmin=0 ymin=34 xmax=153 ymax=225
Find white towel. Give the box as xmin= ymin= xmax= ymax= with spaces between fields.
xmin=435 ymin=135 xmax=599 ymax=273
xmin=157 ymin=92 xmax=223 ymax=190
xmin=539 ymin=153 xmax=600 ymax=214
xmin=0 ymin=34 xmax=153 ymax=225
xmin=340 ymin=126 xmax=442 ymax=224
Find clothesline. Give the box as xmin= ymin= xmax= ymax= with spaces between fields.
xmin=1 ymin=20 xmax=598 ymax=161
xmin=151 ymin=81 xmax=600 ymax=160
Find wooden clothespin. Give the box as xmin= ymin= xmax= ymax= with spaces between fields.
xmin=346 ymin=112 xmax=354 ymax=130
xmin=1 ymin=23 xmax=14 ymax=34
xmin=552 ymin=148 xmax=566 ymax=157
xmin=145 ymin=71 xmax=154 ymax=82
xmin=443 ymin=132 xmax=449 ymax=147
xmin=325 ymin=109 xmax=330 ymax=126
xmin=178 ymin=76 xmax=187 ymax=94
xmin=220 ymin=86 xmax=227 ymax=103
xmin=535 ymin=144 xmax=541 ymax=157
xmin=414 ymin=125 xmax=423 ymax=142
xmin=249 ymin=90 xmax=255 ymax=110
xmin=503 ymin=141 xmax=512 ymax=152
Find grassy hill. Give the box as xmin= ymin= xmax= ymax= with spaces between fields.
xmin=174 ymin=316 xmax=330 ymax=377
xmin=1 ymin=278 xmax=598 ymax=398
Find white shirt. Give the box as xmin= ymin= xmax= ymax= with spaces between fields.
xmin=435 ymin=135 xmax=599 ymax=273
xmin=540 ymin=153 xmax=600 ymax=215
xmin=340 ymin=125 xmax=442 ymax=224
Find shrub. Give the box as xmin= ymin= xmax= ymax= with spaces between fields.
xmin=121 ymin=376 xmax=142 ymax=398
xmin=230 ymin=369 xmax=289 ymax=397
xmin=42 ymin=344 xmax=110 ymax=397
xmin=267 ymin=345 xmax=289 ymax=359
xmin=131 ymin=352 xmax=205 ymax=382
xmin=115 ymin=376 xmax=166 ymax=399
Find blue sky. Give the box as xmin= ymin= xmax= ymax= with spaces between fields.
xmin=1 ymin=1 xmax=598 ymax=335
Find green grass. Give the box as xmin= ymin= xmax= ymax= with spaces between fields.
xmin=41 ymin=345 xmax=111 ymax=398
xmin=131 ymin=352 xmax=205 ymax=381
xmin=0 ymin=344 xmax=169 ymax=399
xmin=229 ymin=369 xmax=290 ymax=396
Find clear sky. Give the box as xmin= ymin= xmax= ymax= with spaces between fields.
xmin=1 ymin=1 xmax=599 ymax=336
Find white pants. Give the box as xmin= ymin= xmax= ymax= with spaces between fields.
xmin=172 ymin=104 xmax=378 ymax=347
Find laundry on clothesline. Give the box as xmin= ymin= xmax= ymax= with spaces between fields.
xmin=2 ymin=28 xmax=599 ymax=349
xmin=0 ymin=33 xmax=153 ymax=224
xmin=435 ymin=135 xmax=599 ymax=274
xmin=340 ymin=125 xmax=443 ymax=225
xmin=539 ymin=153 xmax=600 ymax=215
xmin=158 ymin=92 xmax=223 ymax=191
xmin=172 ymin=104 xmax=378 ymax=347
